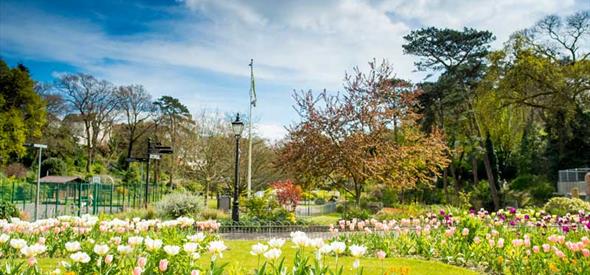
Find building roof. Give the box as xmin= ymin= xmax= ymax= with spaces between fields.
xmin=39 ymin=176 xmax=83 ymax=184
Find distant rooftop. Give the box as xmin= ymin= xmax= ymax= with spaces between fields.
xmin=39 ymin=176 xmax=83 ymax=184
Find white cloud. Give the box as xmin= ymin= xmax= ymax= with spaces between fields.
xmin=1 ymin=0 xmax=585 ymax=141
xmin=256 ymin=123 xmax=288 ymax=142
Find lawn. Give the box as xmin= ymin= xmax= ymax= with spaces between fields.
xmin=299 ymin=213 xmax=341 ymax=225
xmin=28 ymin=240 xmax=478 ymax=274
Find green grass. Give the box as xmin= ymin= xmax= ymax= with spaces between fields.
xmin=13 ymin=240 xmax=478 ymax=274
xmin=203 ymin=240 xmax=478 ymax=274
xmin=299 ymin=213 xmax=341 ymax=225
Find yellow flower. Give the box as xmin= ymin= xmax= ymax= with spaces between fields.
xmin=548 ymin=263 xmax=558 ymax=273
xmin=497 ymin=256 xmax=503 ymax=265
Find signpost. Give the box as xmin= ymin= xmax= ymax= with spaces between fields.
xmin=25 ymin=143 xmax=47 ymax=221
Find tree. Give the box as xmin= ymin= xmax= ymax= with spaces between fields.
xmin=485 ymin=11 xmax=590 ymax=181
xmin=116 ymin=85 xmax=155 ymax=164
xmin=56 ymin=73 xmax=119 ymax=173
xmin=0 ymin=60 xmax=46 ymax=163
xmin=280 ymin=60 xmax=449 ymax=205
xmin=153 ymin=96 xmax=193 ymax=187
xmin=403 ymin=27 xmax=502 ymax=209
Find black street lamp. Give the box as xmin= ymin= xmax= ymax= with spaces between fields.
xmin=231 ymin=113 xmax=244 ymax=222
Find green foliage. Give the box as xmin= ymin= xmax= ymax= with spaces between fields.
xmin=314 ymin=197 xmax=325 ymax=205
xmin=41 ymin=157 xmax=67 ymax=176
xmin=0 ymin=200 xmax=19 ymax=219
xmin=200 ymin=208 xmax=228 ymax=220
xmin=242 ymin=191 xmax=296 ymax=223
xmin=508 ymin=174 xmax=554 ymax=206
xmin=122 ymin=163 xmax=141 ymax=184
xmin=469 ymin=181 xmax=494 ymax=210
xmin=155 ymin=192 xmax=204 ymax=218
xmin=243 ymin=192 xmax=280 ymax=218
xmin=0 ymin=60 xmax=46 ymax=163
xmin=340 ymin=204 xmax=370 ymax=220
xmin=543 ymin=197 xmax=590 ymax=216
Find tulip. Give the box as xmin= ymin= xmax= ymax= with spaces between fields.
xmin=133 ymin=267 xmax=142 ymax=275
xmin=137 ymin=257 xmax=147 ymax=269
xmin=159 ymin=259 xmax=168 ymax=272
xmin=105 ymin=255 xmax=113 ymax=265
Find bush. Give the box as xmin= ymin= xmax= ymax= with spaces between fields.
xmin=41 ymin=157 xmax=68 ymax=176
xmin=509 ymin=174 xmax=554 ymax=205
xmin=314 ymin=198 xmax=326 ymax=205
xmin=243 ymin=192 xmax=280 ymax=218
xmin=200 ymin=208 xmax=228 ymax=220
xmin=341 ymin=206 xmax=370 ymax=220
xmin=155 ymin=192 xmax=204 ymax=218
xmin=366 ymin=201 xmax=384 ymax=213
xmin=0 ymin=200 xmax=19 ymax=219
xmin=543 ymin=197 xmax=590 ymax=216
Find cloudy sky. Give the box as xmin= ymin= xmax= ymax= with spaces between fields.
xmin=0 ymin=0 xmax=586 ymax=140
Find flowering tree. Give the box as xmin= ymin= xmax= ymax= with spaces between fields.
xmin=279 ymin=60 xmax=449 ymax=205
xmin=271 ymin=180 xmax=302 ymax=211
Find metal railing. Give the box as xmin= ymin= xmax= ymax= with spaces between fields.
xmin=218 ymin=221 xmax=331 ymax=239
xmin=295 ymin=201 xmax=337 ymax=217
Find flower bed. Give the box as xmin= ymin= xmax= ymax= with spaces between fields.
xmin=329 ymin=208 xmax=590 ymax=274
xmin=1 ymin=208 xmax=589 ymax=274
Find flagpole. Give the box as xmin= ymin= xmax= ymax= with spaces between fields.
xmin=247 ymin=59 xmax=254 ymax=198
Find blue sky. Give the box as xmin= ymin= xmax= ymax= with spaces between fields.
xmin=0 ymin=0 xmax=586 ymax=140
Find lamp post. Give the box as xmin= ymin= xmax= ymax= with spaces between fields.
xmin=25 ymin=143 xmax=47 ymax=221
xmin=231 ymin=113 xmax=244 ymax=222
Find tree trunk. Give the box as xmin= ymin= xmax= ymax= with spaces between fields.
xmin=472 ymin=156 xmax=479 ymax=185
xmin=204 ymin=180 xmax=210 ymax=207
xmin=483 ymin=151 xmax=500 ymax=210
xmin=443 ymin=168 xmax=449 ymax=203
xmin=85 ymin=124 xmax=92 ymax=173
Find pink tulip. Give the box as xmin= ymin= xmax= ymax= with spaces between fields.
xmin=497 ymin=238 xmax=505 ymax=248
xmin=462 ymin=228 xmax=469 ymax=236
xmin=159 ymin=259 xmax=168 ymax=272
xmin=524 ymin=239 xmax=531 ymax=247
xmin=137 ymin=257 xmax=147 ymax=268
xmin=27 ymin=257 xmax=37 ymax=267
xmin=533 ymin=246 xmax=540 ymax=253
xmin=105 ymin=255 xmax=113 ymax=265
xmin=582 ymin=249 xmax=590 ymax=258
xmin=512 ymin=239 xmax=524 ymax=247
xmin=542 ymin=244 xmax=551 ymax=253
xmin=555 ymin=249 xmax=565 ymax=258
xmin=133 ymin=267 xmax=142 ymax=275
xmin=191 ymin=270 xmax=200 ymax=275
xmin=376 ymin=250 xmax=386 ymax=260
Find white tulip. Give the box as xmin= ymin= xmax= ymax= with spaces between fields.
xmin=65 ymin=241 xmax=81 ymax=252
xmin=70 ymin=252 xmax=91 ymax=263
xmin=263 ymin=248 xmax=282 ymax=260
xmin=349 ymin=245 xmax=367 ymax=257
xmin=183 ymin=242 xmax=199 ymax=253
xmin=250 ymin=243 xmax=269 ymax=256
xmin=268 ymin=238 xmax=285 ymax=248
xmin=330 ymin=242 xmax=346 ymax=254
xmin=93 ymin=244 xmax=109 ymax=256
xmin=164 ymin=245 xmax=180 ymax=256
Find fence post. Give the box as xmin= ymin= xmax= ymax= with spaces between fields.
xmin=55 ymin=185 xmax=59 ymax=217
xmin=11 ymin=180 xmax=15 ymax=203
xmin=110 ymin=184 xmax=114 ymax=213
xmin=77 ymin=182 xmax=82 ymax=217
